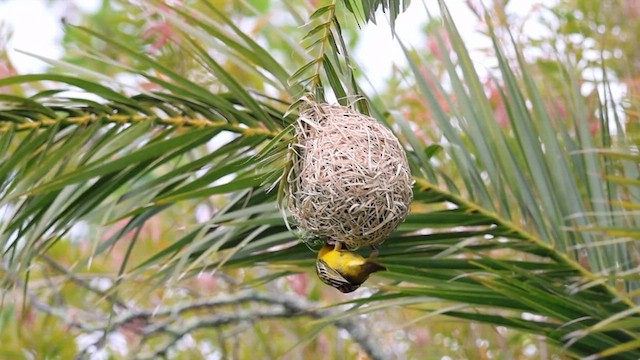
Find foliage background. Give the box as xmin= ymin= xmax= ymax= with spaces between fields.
xmin=0 ymin=0 xmax=639 ymax=359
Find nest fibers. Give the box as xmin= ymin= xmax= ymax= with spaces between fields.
xmin=288 ymin=102 xmax=413 ymax=249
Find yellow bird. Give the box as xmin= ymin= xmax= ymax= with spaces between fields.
xmin=316 ymin=242 xmax=386 ymax=293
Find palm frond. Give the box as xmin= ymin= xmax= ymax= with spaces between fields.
xmin=1 ymin=1 xmax=640 ymax=358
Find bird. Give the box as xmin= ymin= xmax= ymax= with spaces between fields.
xmin=315 ymin=241 xmax=386 ymax=293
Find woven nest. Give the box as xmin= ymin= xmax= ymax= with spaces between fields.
xmin=288 ymin=102 xmax=413 ymax=249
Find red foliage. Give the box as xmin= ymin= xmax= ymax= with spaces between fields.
xmin=485 ymin=78 xmax=509 ymax=128
xmin=286 ymin=273 xmax=309 ymax=296
xmin=142 ymin=21 xmax=176 ymax=52
xmin=426 ymin=29 xmax=452 ymax=62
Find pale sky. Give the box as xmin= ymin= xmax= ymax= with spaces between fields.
xmin=0 ymin=0 xmax=554 ymax=86
xmin=0 ymin=0 xmax=101 ymax=73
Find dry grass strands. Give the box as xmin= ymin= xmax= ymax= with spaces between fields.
xmin=288 ymin=102 xmax=413 ymax=249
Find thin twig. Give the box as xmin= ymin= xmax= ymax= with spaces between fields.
xmin=41 ymin=255 xmax=129 ymax=309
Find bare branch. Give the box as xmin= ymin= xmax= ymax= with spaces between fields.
xmin=129 ymin=290 xmax=390 ymax=360
xmin=25 ymin=285 xmax=389 ymax=360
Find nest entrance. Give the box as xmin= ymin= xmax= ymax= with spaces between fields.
xmin=288 ymin=102 xmax=413 ymax=250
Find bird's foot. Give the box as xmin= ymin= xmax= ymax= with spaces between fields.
xmin=368 ymin=245 xmax=379 ymax=260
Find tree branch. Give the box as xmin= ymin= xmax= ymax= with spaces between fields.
xmin=27 ymin=286 xmax=389 ymax=360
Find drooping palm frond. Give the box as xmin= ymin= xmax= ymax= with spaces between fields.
xmin=1 ymin=0 xmax=640 ymax=359
xmin=357 ymin=1 xmax=640 ymax=358
xmin=0 ymin=2 xmax=305 ymax=283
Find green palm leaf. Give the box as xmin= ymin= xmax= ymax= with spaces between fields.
xmin=1 ymin=0 xmax=639 ymax=358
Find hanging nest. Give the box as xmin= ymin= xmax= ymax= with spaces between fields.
xmin=287 ymin=102 xmax=413 ymax=250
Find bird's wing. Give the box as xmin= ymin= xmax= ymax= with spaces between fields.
xmin=316 ymin=259 xmax=359 ymax=293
